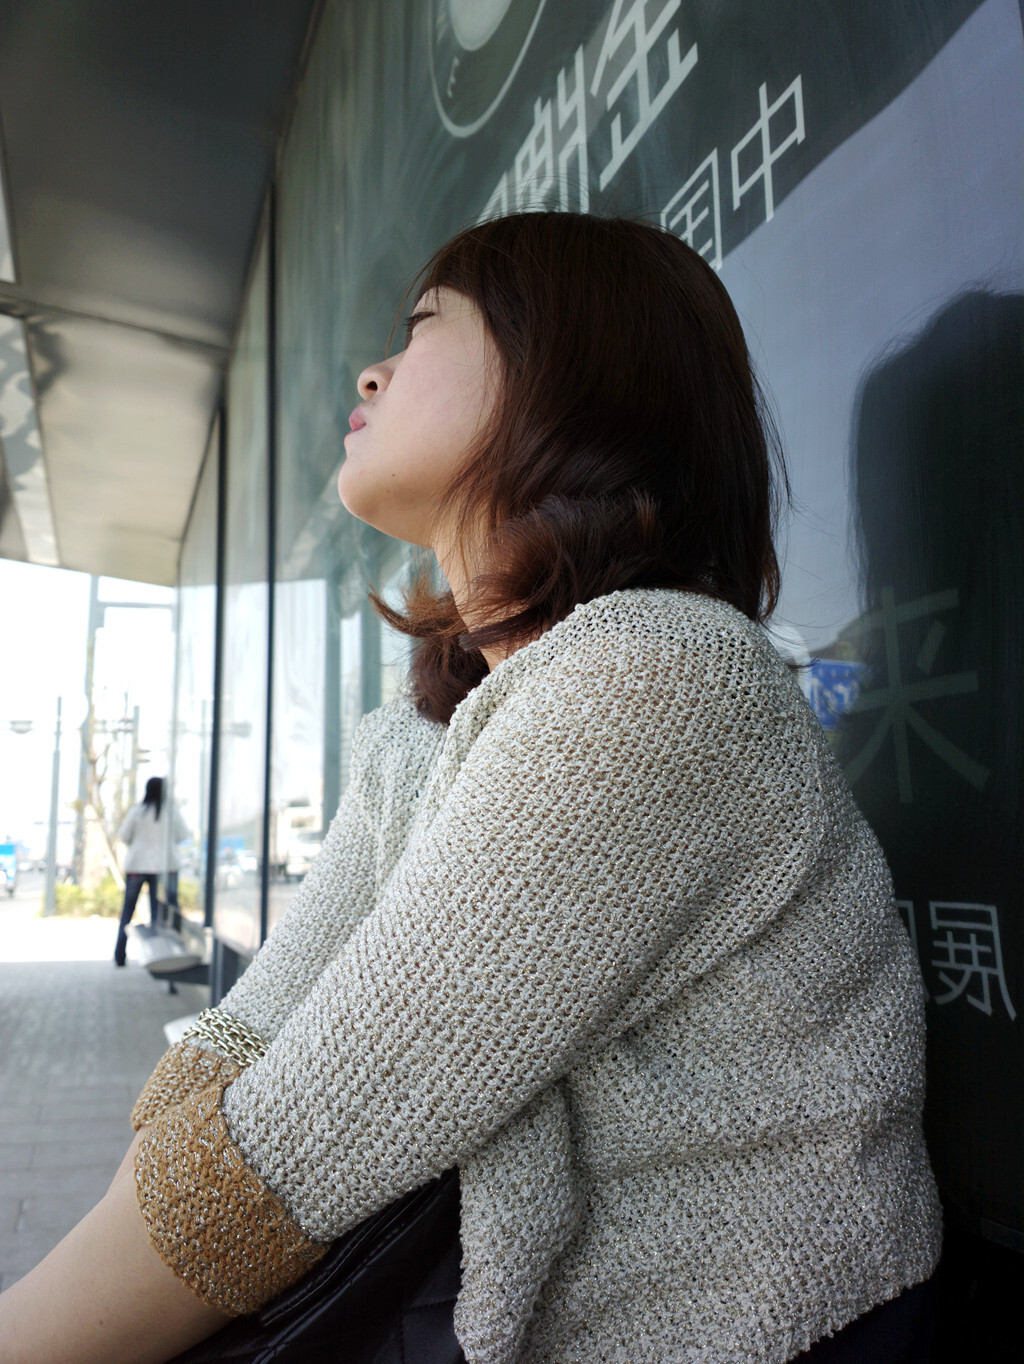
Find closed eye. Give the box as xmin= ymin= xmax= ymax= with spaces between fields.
xmin=403 ymin=310 xmax=435 ymax=347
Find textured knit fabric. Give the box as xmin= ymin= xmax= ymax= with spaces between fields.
xmin=117 ymin=801 xmax=189 ymax=873
xmin=134 ymin=587 xmax=941 ymax=1362
xmin=131 ymin=1040 xmax=243 ymax=1130
xmin=135 ymin=1081 xmax=328 ymax=1313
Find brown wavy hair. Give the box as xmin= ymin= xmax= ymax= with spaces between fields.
xmin=371 ymin=212 xmax=787 ymax=724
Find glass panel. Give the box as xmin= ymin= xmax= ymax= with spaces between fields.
xmin=275 ymin=0 xmax=1024 ymax=1239
xmin=172 ymin=420 xmax=219 ymax=922
xmin=378 ymin=550 xmax=416 ymax=708
xmin=266 ymin=577 xmax=326 ymax=932
xmin=337 ymin=606 xmax=363 ymax=798
xmin=0 ymin=158 xmax=13 ymax=281
xmin=276 ymin=37 xmax=422 ymax=871
xmin=215 ymin=231 xmax=270 ymax=958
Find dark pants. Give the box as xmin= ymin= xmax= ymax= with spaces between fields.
xmin=797 ymin=1279 xmax=936 ymax=1363
xmin=114 ymin=871 xmax=179 ymax=965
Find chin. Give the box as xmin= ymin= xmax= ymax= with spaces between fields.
xmin=337 ymin=483 xmax=426 ymax=547
xmin=337 ymin=465 xmax=373 ymax=523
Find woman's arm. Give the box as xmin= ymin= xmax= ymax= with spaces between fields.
xmin=215 ymin=700 xmax=443 ymax=1040
xmin=0 ymin=704 xmax=440 ymax=1358
xmin=130 ymin=630 xmax=823 ymax=1309
xmin=128 ymin=790 xmax=379 ymax=1129
xmin=0 ymin=1132 xmax=230 ymax=1364
xmin=129 ymin=708 xmax=416 ymax=1129
xmin=116 ymin=806 xmax=137 ymax=846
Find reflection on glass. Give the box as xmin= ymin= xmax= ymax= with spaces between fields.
xmin=215 ymin=231 xmax=270 ymax=958
xmin=265 ymin=528 xmax=417 ymax=933
xmin=338 ymin=609 xmax=362 ymax=798
xmin=172 ymin=420 xmax=219 ymax=923
xmin=267 ymin=578 xmax=326 ymax=932
xmin=378 ymin=552 xmax=415 ymax=707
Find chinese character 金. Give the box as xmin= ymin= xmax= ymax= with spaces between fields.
xmin=591 ymin=0 xmax=698 ymax=191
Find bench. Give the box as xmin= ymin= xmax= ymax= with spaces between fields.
xmin=131 ymin=913 xmax=212 ymax=993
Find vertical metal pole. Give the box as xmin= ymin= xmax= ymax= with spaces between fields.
xmin=129 ymin=705 xmax=141 ymax=809
xmin=74 ymin=576 xmax=100 ymax=884
xmin=322 ymin=587 xmax=341 ymax=837
xmin=43 ymin=696 xmax=62 ymax=916
xmin=207 ymin=412 xmax=227 ymax=945
xmin=259 ymin=192 xmax=278 ymax=950
xmin=165 ymin=596 xmax=181 ymax=917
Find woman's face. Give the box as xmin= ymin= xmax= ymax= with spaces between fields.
xmin=338 ymin=287 xmax=497 ymax=549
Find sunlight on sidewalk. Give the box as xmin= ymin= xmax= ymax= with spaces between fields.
xmin=0 ymin=898 xmax=121 ymax=964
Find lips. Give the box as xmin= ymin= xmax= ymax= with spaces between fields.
xmin=348 ymin=407 xmax=367 ymax=432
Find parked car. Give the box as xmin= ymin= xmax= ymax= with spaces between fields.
xmin=0 ymin=843 xmax=17 ymax=896
xmin=284 ymin=830 xmax=323 ymax=882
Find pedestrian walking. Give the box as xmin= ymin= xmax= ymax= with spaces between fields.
xmin=113 ymin=777 xmax=189 ymax=968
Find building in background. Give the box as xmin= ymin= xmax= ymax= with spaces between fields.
xmin=0 ymin=1 xmax=1021 ymax=1347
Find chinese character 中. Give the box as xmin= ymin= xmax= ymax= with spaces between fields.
xmin=731 ymin=74 xmax=805 ymax=222
xmin=842 ymin=587 xmax=988 ymax=803
xmin=661 ymin=150 xmax=722 ymax=269
xmin=591 ymin=0 xmax=698 ymax=191
xmin=929 ymin=901 xmax=1016 ymax=1020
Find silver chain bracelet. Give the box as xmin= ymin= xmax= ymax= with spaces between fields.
xmin=182 ymin=1007 xmax=269 ymax=1069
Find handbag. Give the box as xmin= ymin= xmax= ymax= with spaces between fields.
xmin=168 ymin=1167 xmax=465 ymax=1364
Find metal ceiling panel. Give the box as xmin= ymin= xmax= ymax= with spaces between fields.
xmin=0 ymin=0 xmax=319 ymax=581
xmin=25 ymin=309 xmax=223 ymax=583
xmin=0 ymin=312 xmax=57 ymax=562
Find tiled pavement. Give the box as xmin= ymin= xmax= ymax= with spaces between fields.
xmin=0 ymin=882 xmax=207 ymax=1290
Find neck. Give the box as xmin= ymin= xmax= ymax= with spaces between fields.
xmin=435 ymin=540 xmax=506 ymax=674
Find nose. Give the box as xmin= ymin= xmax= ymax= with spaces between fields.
xmin=356 ymin=355 xmax=395 ymax=400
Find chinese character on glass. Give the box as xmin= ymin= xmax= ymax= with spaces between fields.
xmin=843 ymin=587 xmax=989 ymax=804
xmin=478 ymin=171 xmax=511 ymax=224
xmin=929 ymin=901 xmax=1016 ymax=1020
xmin=591 ymin=0 xmax=698 ymax=191
xmin=480 ymin=45 xmax=590 ymax=220
xmin=731 ymin=74 xmax=805 ymax=222
xmin=661 ymin=150 xmax=722 ymax=269
xmin=556 ymin=45 xmax=589 ymax=211
xmin=513 ymin=96 xmax=556 ymax=210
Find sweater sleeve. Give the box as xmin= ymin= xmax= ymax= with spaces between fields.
xmin=130 ymin=713 xmax=389 ymax=1130
xmin=116 ymin=807 xmax=137 ymax=846
xmin=172 ymin=806 xmax=190 ymax=844
xmin=135 ymin=631 xmax=823 ymax=1311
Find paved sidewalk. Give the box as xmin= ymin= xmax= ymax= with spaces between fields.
xmin=0 ymin=884 xmax=207 ymax=1290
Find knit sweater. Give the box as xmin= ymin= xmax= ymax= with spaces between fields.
xmin=132 ymin=588 xmax=941 ymax=1363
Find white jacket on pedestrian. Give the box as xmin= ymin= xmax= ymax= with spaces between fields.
xmin=117 ymin=801 xmax=189 ymax=874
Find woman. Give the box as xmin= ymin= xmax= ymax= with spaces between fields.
xmin=114 ymin=776 xmax=190 ymax=967
xmin=0 ymin=213 xmax=941 ymax=1363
